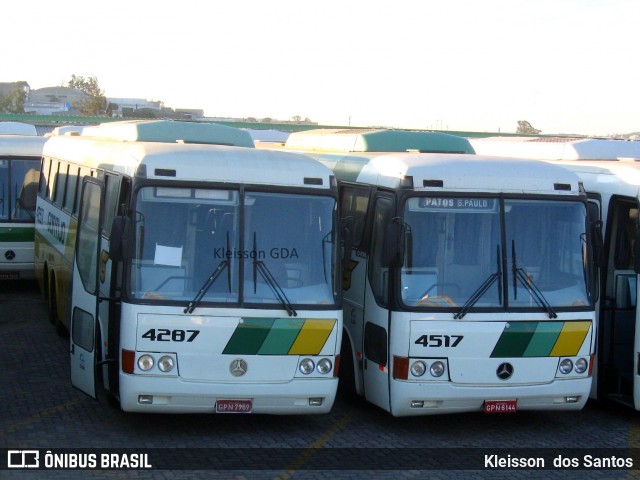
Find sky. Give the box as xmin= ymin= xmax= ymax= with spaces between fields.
xmin=4 ymin=0 xmax=639 ymax=136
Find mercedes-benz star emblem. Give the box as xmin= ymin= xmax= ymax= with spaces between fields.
xmin=230 ymin=359 xmax=248 ymax=377
xmin=496 ymin=363 xmax=514 ymax=380
xmin=5 ymin=250 xmax=15 ymax=261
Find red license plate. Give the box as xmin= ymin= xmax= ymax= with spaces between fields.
xmin=216 ymin=399 xmax=252 ymax=413
xmin=483 ymin=399 xmax=517 ymax=413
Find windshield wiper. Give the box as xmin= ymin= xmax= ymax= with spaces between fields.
xmin=184 ymin=232 xmax=232 ymax=314
xmin=511 ymin=240 xmax=557 ymax=319
xmin=252 ymin=233 xmax=297 ymax=317
xmin=454 ymin=245 xmax=503 ymax=319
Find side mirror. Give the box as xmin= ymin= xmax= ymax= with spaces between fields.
xmin=635 ymin=224 xmax=640 ymax=274
xmin=109 ymin=216 xmax=131 ymax=262
xmin=382 ymin=220 xmax=405 ymax=268
xmin=590 ymin=220 xmax=605 ymax=269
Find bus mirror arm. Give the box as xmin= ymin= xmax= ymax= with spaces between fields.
xmin=341 ymin=217 xmax=353 ymax=268
xmin=382 ymin=219 xmax=406 ymax=268
xmin=109 ymin=216 xmax=131 ymax=262
xmin=590 ymin=220 xmax=605 ymax=269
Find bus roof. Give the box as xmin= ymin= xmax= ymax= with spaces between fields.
xmin=470 ymin=136 xmax=640 ymax=161
xmin=83 ymin=120 xmax=255 ymax=148
xmin=284 ymin=128 xmax=475 ymax=154
xmin=0 ymin=134 xmax=47 ymax=156
xmin=305 ymin=151 xmax=583 ymax=196
xmin=43 ymin=134 xmax=334 ymax=189
xmin=0 ymin=121 xmax=37 ymax=136
xmin=549 ymin=159 xmax=640 ymax=201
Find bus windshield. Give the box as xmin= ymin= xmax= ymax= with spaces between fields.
xmin=0 ymin=159 xmax=40 ymax=221
xmin=400 ymin=196 xmax=590 ymax=311
xmin=130 ymin=186 xmax=337 ymax=308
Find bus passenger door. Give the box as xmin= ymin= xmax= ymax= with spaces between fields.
xmin=69 ymin=179 xmax=104 ymax=398
xmin=600 ymin=196 xmax=639 ymax=409
xmin=362 ymin=195 xmax=394 ymax=411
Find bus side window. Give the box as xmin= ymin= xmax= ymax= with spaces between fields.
xmin=64 ymin=165 xmax=79 ymax=213
xmin=53 ymin=162 xmax=68 ymax=208
xmin=368 ymin=196 xmax=394 ymax=306
xmin=38 ymin=156 xmax=52 ymax=199
xmin=340 ymin=186 xmax=370 ymax=250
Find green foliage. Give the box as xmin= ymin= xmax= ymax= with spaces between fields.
xmin=516 ymin=120 xmax=541 ymax=135
xmin=0 ymin=87 xmax=26 ymax=114
xmin=67 ymin=75 xmax=108 ymax=116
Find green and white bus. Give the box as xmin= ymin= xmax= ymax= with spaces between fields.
xmin=472 ymin=136 xmax=640 ymax=409
xmin=35 ymin=120 xmax=342 ymax=414
xmin=0 ymin=122 xmax=46 ymax=280
xmin=283 ymin=129 xmax=596 ymax=416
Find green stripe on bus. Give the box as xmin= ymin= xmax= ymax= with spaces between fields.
xmin=223 ymin=318 xmax=275 ymax=355
xmin=0 ymin=227 xmax=34 ymax=242
xmin=257 ymin=318 xmax=305 ymax=354
xmin=523 ymin=322 xmax=564 ymax=357
xmin=490 ymin=322 xmax=538 ymax=358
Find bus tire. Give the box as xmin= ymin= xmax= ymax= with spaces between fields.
xmin=49 ymin=281 xmax=67 ymax=337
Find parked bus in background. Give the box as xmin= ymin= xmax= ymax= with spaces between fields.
xmin=282 ymin=129 xmax=596 ymax=416
xmin=35 ymin=120 xmax=342 ymax=414
xmin=471 ymin=135 xmax=640 ymax=409
xmin=0 ymin=122 xmax=46 ymax=280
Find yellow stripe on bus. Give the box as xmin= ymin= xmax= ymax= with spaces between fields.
xmin=288 ymin=319 xmax=336 ymax=355
xmin=549 ymin=321 xmax=591 ymax=357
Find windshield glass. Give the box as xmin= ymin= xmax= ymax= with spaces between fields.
xmin=506 ymin=199 xmax=589 ymax=308
xmin=243 ymin=192 xmax=337 ymax=306
xmin=130 ymin=187 xmax=337 ymax=307
xmin=400 ymin=196 xmax=590 ymax=310
xmin=0 ymin=159 xmax=40 ymax=221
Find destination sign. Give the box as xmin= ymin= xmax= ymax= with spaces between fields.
xmin=408 ymin=197 xmax=498 ymax=212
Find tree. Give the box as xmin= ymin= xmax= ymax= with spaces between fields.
xmin=0 ymin=83 xmax=27 ymax=113
xmin=67 ymin=75 xmax=108 ymax=116
xmin=516 ymin=120 xmax=541 ymax=135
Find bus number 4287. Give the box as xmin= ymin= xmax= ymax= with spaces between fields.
xmin=141 ymin=329 xmax=200 ymax=342
xmin=414 ymin=334 xmax=463 ymax=348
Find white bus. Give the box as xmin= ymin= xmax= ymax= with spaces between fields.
xmin=0 ymin=122 xmax=46 ymax=280
xmin=283 ymin=129 xmax=596 ymax=416
xmin=36 ymin=120 xmax=342 ymax=414
xmin=471 ymin=135 xmax=640 ymax=409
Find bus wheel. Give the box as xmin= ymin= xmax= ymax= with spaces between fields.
xmin=49 ymin=283 xmax=67 ymax=338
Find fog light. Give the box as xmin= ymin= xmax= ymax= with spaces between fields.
xmin=158 ymin=355 xmax=175 ymax=372
xmin=430 ymin=361 xmax=445 ymax=378
xmin=309 ymin=397 xmax=324 ymax=406
xmin=299 ymin=358 xmax=315 ymax=375
xmin=574 ymin=358 xmax=588 ymax=374
xmin=411 ymin=400 xmax=424 ymax=408
xmin=138 ymin=354 xmax=154 ymax=371
xmin=559 ymin=359 xmax=573 ymax=374
xmin=138 ymin=395 xmax=153 ymax=404
xmin=317 ymin=358 xmax=332 ymax=374
xmin=410 ymin=361 xmax=426 ymax=377
xmin=565 ymin=396 xmax=580 ymax=403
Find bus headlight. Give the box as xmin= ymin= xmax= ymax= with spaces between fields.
xmin=158 ymin=355 xmax=175 ymax=373
xmin=574 ymin=358 xmax=588 ymax=374
xmin=559 ymin=359 xmax=573 ymax=374
xmin=410 ymin=361 xmax=426 ymax=377
xmin=138 ymin=355 xmax=154 ymax=371
xmin=430 ymin=361 xmax=445 ymax=378
xmin=299 ymin=358 xmax=315 ymax=375
xmin=317 ymin=358 xmax=332 ymax=374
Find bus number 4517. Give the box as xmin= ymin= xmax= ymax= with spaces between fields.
xmin=415 ymin=334 xmax=463 ymax=348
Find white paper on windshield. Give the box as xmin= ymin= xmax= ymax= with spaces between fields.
xmin=154 ymin=244 xmax=182 ymax=267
